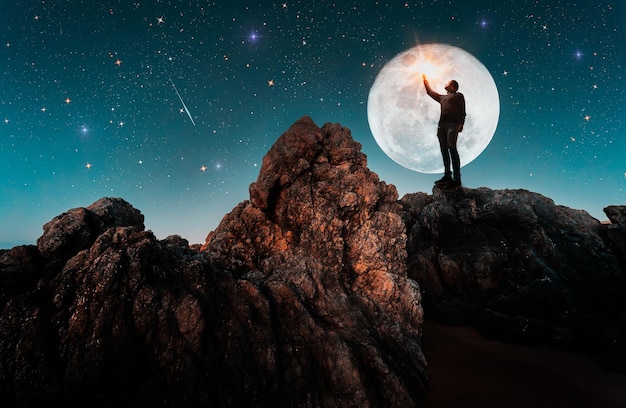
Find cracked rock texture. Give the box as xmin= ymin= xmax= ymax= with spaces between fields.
xmin=1 ymin=117 xmax=428 ymax=407
xmin=401 ymin=188 xmax=626 ymax=371
xmin=2 ymin=116 xmax=626 ymax=407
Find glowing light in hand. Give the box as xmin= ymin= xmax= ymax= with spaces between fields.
xmin=420 ymin=60 xmax=440 ymax=80
xmin=405 ymin=51 xmax=447 ymax=85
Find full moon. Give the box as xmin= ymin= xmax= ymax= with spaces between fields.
xmin=367 ymin=43 xmax=500 ymax=173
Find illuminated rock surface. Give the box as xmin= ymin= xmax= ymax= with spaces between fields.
xmin=0 ymin=117 xmax=427 ymax=407
xmin=1 ymin=117 xmax=625 ymax=407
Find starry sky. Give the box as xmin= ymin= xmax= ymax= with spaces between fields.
xmin=1 ymin=1 xmax=624 ymax=248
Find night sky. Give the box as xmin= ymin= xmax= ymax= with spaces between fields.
xmin=2 ymin=1 xmax=624 ymax=248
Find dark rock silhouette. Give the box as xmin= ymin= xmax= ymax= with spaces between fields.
xmin=1 ymin=116 xmax=625 ymax=407
xmin=401 ymin=188 xmax=626 ymax=370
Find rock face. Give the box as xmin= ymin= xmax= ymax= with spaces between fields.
xmin=401 ymin=188 xmax=626 ymax=369
xmin=2 ymin=116 xmax=626 ymax=407
xmin=0 ymin=117 xmax=428 ymax=407
xmin=37 ymin=197 xmax=146 ymax=275
xmin=203 ymin=116 xmax=428 ymax=405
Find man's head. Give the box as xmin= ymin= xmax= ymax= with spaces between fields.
xmin=445 ymin=80 xmax=459 ymax=93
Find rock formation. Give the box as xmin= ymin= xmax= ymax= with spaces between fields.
xmin=1 ymin=116 xmax=625 ymax=407
xmin=0 ymin=117 xmax=428 ymax=407
xmin=203 ymin=116 xmax=428 ymax=405
xmin=401 ymin=187 xmax=626 ymax=370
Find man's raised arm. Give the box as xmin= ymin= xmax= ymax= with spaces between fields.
xmin=422 ymin=74 xmax=441 ymax=101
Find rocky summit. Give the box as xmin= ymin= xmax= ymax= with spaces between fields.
xmin=1 ymin=116 xmax=626 ymax=407
xmin=401 ymin=187 xmax=626 ymax=369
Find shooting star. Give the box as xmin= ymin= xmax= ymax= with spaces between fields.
xmin=166 ymin=73 xmax=196 ymax=126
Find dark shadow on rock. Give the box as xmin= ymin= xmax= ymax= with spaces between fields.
xmin=401 ymin=188 xmax=626 ymax=372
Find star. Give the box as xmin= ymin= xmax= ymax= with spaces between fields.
xmin=157 ymin=16 xmax=165 ymax=25
xmin=85 ymin=163 xmax=92 ymax=170
xmin=503 ymin=70 xmax=509 ymax=76
xmin=200 ymin=165 xmax=207 ymax=172
xmin=65 ymin=97 xmax=71 ymax=104
xmin=584 ymin=115 xmax=591 ymax=121
xmin=115 ymin=59 xmax=122 ymax=66
xmin=268 ymin=79 xmax=275 ymax=86
xmin=3 ymin=118 xmax=9 ymax=124
xmin=41 ymin=107 xmax=47 ymax=112
xmin=119 ymin=121 xmax=125 ymax=127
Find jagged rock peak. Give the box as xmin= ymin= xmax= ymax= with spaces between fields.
xmin=203 ymin=116 xmax=428 ymax=405
xmin=35 ymin=197 xmax=145 ymax=275
xmin=205 ymin=115 xmax=402 ymax=273
xmin=37 ymin=197 xmax=144 ymax=257
xmin=249 ymin=115 xmax=369 ymax=211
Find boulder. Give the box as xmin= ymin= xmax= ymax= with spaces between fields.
xmin=36 ymin=197 xmax=144 ymax=275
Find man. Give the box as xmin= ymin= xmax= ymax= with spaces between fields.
xmin=422 ymin=74 xmax=466 ymax=187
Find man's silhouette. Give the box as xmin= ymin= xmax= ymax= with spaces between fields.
xmin=423 ymin=74 xmax=466 ymax=187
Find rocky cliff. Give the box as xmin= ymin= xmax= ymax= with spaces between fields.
xmin=0 ymin=117 xmax=427 ymax=407
xmin=1 ymin=116 xmax=625 ymax=407
xmin=401 ymin=187 xmax=626 ymax=370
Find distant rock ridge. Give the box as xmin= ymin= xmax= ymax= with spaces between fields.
xmin=1 ymin=116 xmax=625 ymax=407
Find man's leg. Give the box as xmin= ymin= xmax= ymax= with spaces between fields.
xmin=446 ymin=127 xmax=461 ymax=184
xmin=437 ymin=127 xmax=452 ymax=179
xmin=450 ymin=148 xmax=461 ymax=182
